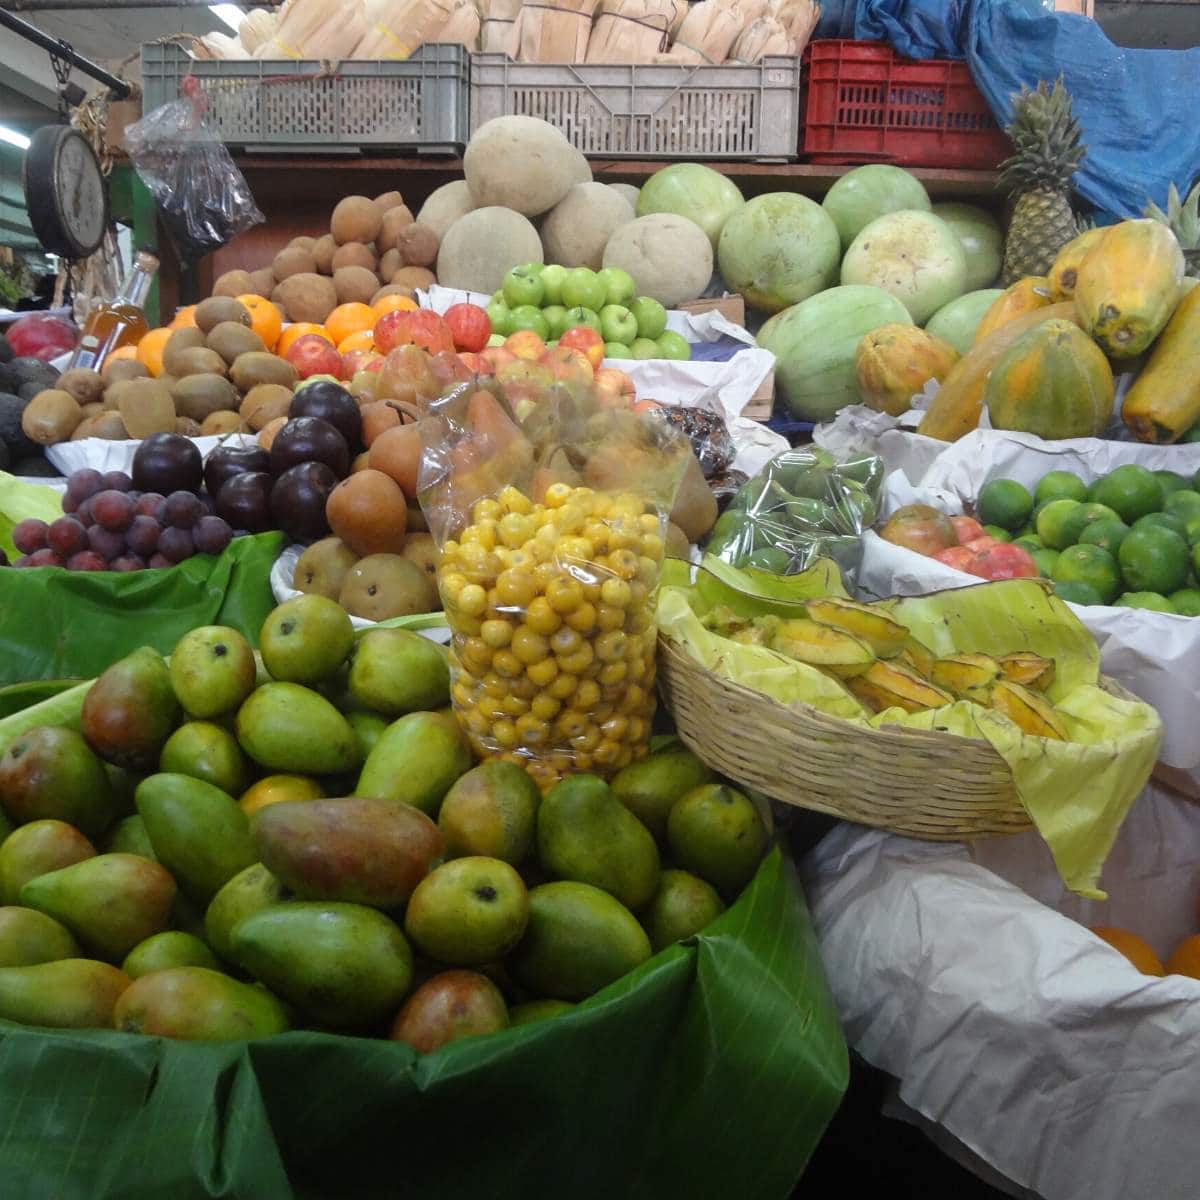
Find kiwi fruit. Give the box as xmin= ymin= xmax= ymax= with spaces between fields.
xmin=312 ymin=234 xmax=336 ymax=274
xmin=56 ymin=368 xmax=105 ymax=406
xmin=175 ymin=416 xmax=204 ymax=437
xmin=172 ymin=374 xmax=240 ymax=421
xmin=293 ymin=536 xmax=359 ymax=600
xmin=116 ymin=378 xmax=176 ymax=439
xmin=394 ymin=223 xmax=439 ymax=268
xmin=377 ymin=206 xmax=416 ymax=253
xmin=162 ymin=326 xmax=206 ymax=375
xmin=273 ymin=246 xmax=318 ymax=281
xmin=338 ymin=554 xmax=437 ymax=621
xmin=200 ymin=411 xmax=244 ymax=436
xmin=102 ymin=358 xmax=150 ymax=385
xmin=289 ymin=236 xmax=317 ymax=252
xmin=172 ymin=347 xmax=228 ymax=380
xmin=207 ymin=321 xmax=266 ymax=364
xmin=212 ymin=269 xmax=253 ymax=298
xmin=195 ymin=296 xmax=250 ymax=334
xmin=333 ymin=266 xmax=381 ymax=305
xmin=330 ymin=196 xmax=383 ymax=246
xmin=331 ymin=242 xmax=377 ymax=274
xmin=373 ymin=190 xmax=405 ymax=217
xmin=239 ymin=383 xmax=293 ymax=430
xmin=378 ymin=248 xmax=403 ymax=280
xmin=71 ymin=414 xmax=112 ymax=441
xmin=275 ymin=273 xmax=338 ymax=324
xmin=371 ymin=284 xmax=417 ymax=308
xmin=391 ymin=267 xmax=436 ymax=293
xmin=21 ymin=389 xmax=83 ymax=445
xmin=247 ymin=267 xmax=277 ymax=298
xmin=400 ymin=531 xmax=439 ymax=583
xmin=78 ymin=402 xmax=104 ymax=423
xmin=231 ymin=352 xmax=299 ymax=393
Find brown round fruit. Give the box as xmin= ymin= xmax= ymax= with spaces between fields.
xmin=395 ymin=223 xmax=439 ymax=268
xmin=162 ymin=326 xmax=207 ymax=376
xmin=102 ymin=358 xmax=150 ymax=384
xmin=240 ymin=383 xmax=294 ymax=431
xmin=175 ymin=416 xmax=203 ymax=437
xmin=247 ymin=268 xmax=276 ymax=298
xmin=360 ymin=401 xmax=402 ymax=446
xmin=312 ymin=233 xmax=336 ymax=274
xmin=272 ymin=246 xmax=318 ymax=280
xmin=206 ymin=321 xmax=265 ymax=365
xmin=195 ymin=296 xmax=250 ymax=334
xmin=373 ymin=190 xmax=405 ymax=217
xmin=338 ymin=554 xmax=436 ymax=621
xmin=333 ymin=266 xmax=380 ymax=305
xmin=330 ymin=195 xmax=383 ymax=246
xmin=370 ymin=284 xmax=417 ymax=308
xmin=171 ymin=374 xmax=239 ymax=421
xmin=377 ymin=205 xmax=416 ymax=253
xmin=200 ymin=411 xmax=243 ymax=436
xmin=258 ymin=416 xmax=288 ymax=450
xmin=56 ymin=368 xmax=104 ymax=405
xmin=289 ymin=236 xmax=317 ymax=252
xmin=275 ymin=274 xmax=338 ymax=324
xmin=22 ymin=390 xmax=82 ymax=444
xmin=169 ymin=347 xmax=227 ymax=379
xmin=391 ymin=267 xmax=436 ymax=292
xmin=378 ymin=248 xmax=403 ymax=280
xmin=331 ymin=242 xmax=377 ymax=275
xmin=369 ymin=423 xmax=422 ymax=495
xmin=326 ymin=469 xmax=408 ymax=556
xmin=212 ymin=269 xmax=253 ymax=298
xmin=292 ymin=536 xmax=358 ymax=599
xmin=400 ymin=531 xmax=439 ymax=581
xmin=351 ymin=451 xmax=371 ymax=474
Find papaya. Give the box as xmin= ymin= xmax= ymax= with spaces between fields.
xmin=854 ymin=324 xmax=960 ymax=417
xmin=1073 ymin=219 xmax=1185 ymax=358
xmin=1047 ymin=228 xmax=1106 ymax=300
xmin=973 ymin=277 xmax=1053 ymax=344
xmin=985 ymin=318 xmax=1114 ymax=440
xmin=1120 ymin=287 xmax=1200 ymax=443
xmin=916 ymin=302 xmax=1083 ymax=442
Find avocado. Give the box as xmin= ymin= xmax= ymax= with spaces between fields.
xmin=0 ymin=335 xmax=12 ymax=364
xmin=12 ymin=455 xmax=56 ymax=478
xmin=9 ymin=358 xmax=59 ymax=392
xmin=0 ymin=393 xmax=38 ymax=459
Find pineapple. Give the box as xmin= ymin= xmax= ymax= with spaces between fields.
xmin=1144 ymin=183 xmax=1200 ymax=276
xmin=999 ymin=78 xmax=1088 ymax=284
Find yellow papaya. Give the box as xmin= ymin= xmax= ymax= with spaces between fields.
xmin=916 ymin=302 xmax=1084 ymax=442
xmin=1073 ymin=219 xmax=1185 ymax=358
xmin=1120 ymin=287 xmax=1200 ymax=443
xmin=973 ymin=277 xmax=1054 ymax=344
xmin=854 ymin=324 xmax=960 ymax=417
xmin=846 ymin=661 xmax=953 ymax=714
xmin=1047 ymin=228 xmax=1107 ymax=300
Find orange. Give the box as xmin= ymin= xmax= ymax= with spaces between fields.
xmin=337 ymin=330 xmax=376 ymax=355
xmin=276 ymin=322 xmax=331 ymax=356
xmin=169 ymin=304 xmax=197 ymax=329
xmin=237 ymin=294 xmax=284 ymax=351
xmin=135 ymin=327 xmax=173 ymax=377
xmin=239 ymin=774 xmax=324 ymax=818
xmin=1090 ymin=926 xmax=1165 ymax=976
xmin=325 ymin=302 xmax=376 ymax=347
xmin=371 ymin=293 xmax=418 ymax=322
xmin=1166 ymin=933 xmax=1200 ymax=979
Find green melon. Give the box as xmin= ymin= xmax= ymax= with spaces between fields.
xmin=931 ymin=203 xmax=1003 ymax=291
xmin=821 ymin=165 xmax=932 ymax=250
xmin=636 ymin=163 xmax=745 ymax=251
xmin=925 ymin=289 xmax=1005 ymax=355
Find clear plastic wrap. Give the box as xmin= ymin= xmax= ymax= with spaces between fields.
xmin=418 ymin=377 xmax=691 ymax=790
xmin=652 ymin=397 xmax=736 ymax=480
xmin=124 ymin=80 xmax=264 ymax=264
xmin=704 ymin=446 xmax=885 ymax=584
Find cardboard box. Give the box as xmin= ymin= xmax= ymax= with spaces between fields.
xmin=1054 ymin=0 xmax=1094 ymax=16
xmin=743 ymin=367 xmax=774 ymax=423
xmin=678 ymin=294 xmax=747 ymax=327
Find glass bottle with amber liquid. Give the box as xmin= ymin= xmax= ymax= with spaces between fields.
xmin=68 ymin=248 xmax=160 ymax=372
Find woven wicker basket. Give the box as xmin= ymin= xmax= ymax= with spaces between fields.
xmin=658 ymin=634 xmax=1135 ymax=841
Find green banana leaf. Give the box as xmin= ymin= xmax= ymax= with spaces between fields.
xmin=0 ymin=532 xmax=283 ymax=685
xmin=0 ymin=472 xmax=63 ymax=560
xmin=0 ymin=846 xmax=847 ymax=1200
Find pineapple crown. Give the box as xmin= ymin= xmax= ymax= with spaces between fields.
xmin=998 ymin=77 xmax=1087 ymax=197
xmin=1144 ymin=182 xmax=1200 ymax=275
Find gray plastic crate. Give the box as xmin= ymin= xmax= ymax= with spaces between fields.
xmin=140 ymin=43 xmax=469 ymax=154
xmin=469 ymin=53 xmax=800 ymax=161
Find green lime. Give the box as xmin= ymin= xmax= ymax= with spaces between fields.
xmin=1133 ymin=511 xmax=1186 ymax=538
xmin=977 ymin=479 xmax=1034 ymax=531
xmin=1077 ymin=518 xmax=1130 ymax=556
xmin=1014 ymin=535 xmax=1043 ymax=552
xmin=982 ymin=525 xmax=1012 ymax=542
xmin=1118 ymin=525 xmax=1189 ymax=594
xmin=1169 ymin=588 xmax=1200 ymax=617
xmin=1035 ymin=498 xmax=1083 ymax=550
xmin=1185 ymin=517 xmax=1200 ymax=548
xmin=1030 ymin=547 xmax=1060 ymax=577
xmin=746 ymin=546 xmax=791 ymax=573
xmin=1054 ymin=580 xmax=1104 ymax=605
xmin=1013 ymin=524 xmax=1035 ymax=539
xmin=1115 ymin=591 xmax=1177 ymax=613
xmin=1154 ymin=470 xmax=1191 ymax=496
xmin=1192 ymin=543 xmax=1200 ymax=576
xmin=1089 ymin=464 xmax=1166 ymax=524
xmin=1062 ymin=501 xmax=1121 ymax=546
xmin=1035 ymin=470 xmax=1088 ymax=505
xmin=1051 ymin=544 xmax=1121 ymax=604
xmin=1164 ymin=491 xmax=1200 ymax=523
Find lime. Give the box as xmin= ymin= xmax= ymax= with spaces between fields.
xmin=1192 ymin=543 xmax=1200 ymax=576
xmin=1035 ymin=470 xmax=1088 ymax=505
xmin=1062 ymin=501 xmax=1121 ymax=546
xmin=1117 ymin=525 xmax=1189 ymax=594
xmin=1154 ymin=470 xmax=1191 ymax=496
xmin=1164 ymin=490 xmax=1200 ymax=523
xmin=1089 ymin=464 xmax=1166 ymax=524
xmin=1133 ymin=511 xmax=1186 ymax=538
xmin=1035 ymin=498 xmax=1082 ymax=550
xmin=1077 ymin=518 xmax=1130 ymax=556
xmin=1185 ymin=517 xmax=1200 ymax=548
xmin=1030 ymin=547 xmax=1060 ymax=577
xmin=1115 ymin=591 xmax=1177 ymax=613
xmin=1051 ymin=544 xmax=1121 ymax=604
xmin=1013 ymin=524 xmax=1035 ymax=539
xmin=1169 ymin=588 xmax=1200 ymax=617
xmin=1054 ymin=580 xmax=1104 ymax=605
xmin=1014 ymin=535 xmax=1043 ymax=552
xmin=983 ymin=524 xmax=1012 ymax=542
xmin=977 ymin=479 xmax=1034 ymax=531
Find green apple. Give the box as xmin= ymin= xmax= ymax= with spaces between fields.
xmin=630 ymin=296 xmax=667 ymax=340
xmin=655 ymin=331 xmax=691 ymax=361
xmin=508 ymin=305 xmax=550 ymax=340
xmin=561 ymin=267 xmax=606 ymax=312
xmin=597 ymin=267 xmax=636 ymax=306
xmin=599 ymin=304 xmax=638 ymax=344
xmin=502 ymin=265 xmax=544 ymax=308
xmin=542 ymin=304 xmax=569 ymax=338
xmin=562 ymin=306 xmax=602 ymax=334
xmin=539 ymin=264 xmax=568 ymax=306
xmin=522 ymin=261 xmax=547 ymax=274
xmin=604 ymin=342 xmax=634 ymax=359
xmin=486 ymin=296 xmax=512 ymax=337
xmin=632 ymin=338 xmax=661 ymax=360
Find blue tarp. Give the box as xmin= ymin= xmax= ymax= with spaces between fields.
xmin=851 ymin=0 xmax=1200 ymax=220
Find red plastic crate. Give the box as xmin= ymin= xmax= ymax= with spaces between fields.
xmin=802 ymin=40 xmax=1010 ymax=169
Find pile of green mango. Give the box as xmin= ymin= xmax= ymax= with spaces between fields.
xmin=0 ymin=597 xmax=769 ymax=1050
xmin=704 ymin=447 xmax=885 ymax=576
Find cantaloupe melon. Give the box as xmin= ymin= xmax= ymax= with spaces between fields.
xmin=608 ymin=183 xmax=640 ymax=209
xmin=601 ymin=214 xmax=712 ymax=308
xmin=437 ymin=207 xmax=544 ymax=295
xmin=542 ymin=183 xmax=635 ymax=270
xmin=464 ymin=116 xmax=580 ymax=217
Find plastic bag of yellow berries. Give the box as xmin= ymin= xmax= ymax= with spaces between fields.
xmin=418 ymin=376 xmax=693 ymax=791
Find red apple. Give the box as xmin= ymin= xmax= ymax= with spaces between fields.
xmin=595 ymin=366 xmax=636 ymax=399
xmin=285 ymin=333 xmax=344 ymax=380
xmin=539 ymin=345 xmax=594 ymax=387
xmin=481 ymin=346 xmax=517 ymax=372
xmin=375 ymin=308 xmax=455 ymax=356
xmin=496 ymin=359 xmax=555 ymax=406
xmin=504 ymin=330 xmax=547 ymax=361
xmin=389 ymin=970 xmax=508 ymax=1053
xmin=444 ymin=303 xmax=492 ymax=353
xmin=458 ymin=352 xmax=494 ymax=376
xmin=559 ymin=325 xmax=605 ymax=369
xmin=429 ymin=350 xmax=475 ymax=389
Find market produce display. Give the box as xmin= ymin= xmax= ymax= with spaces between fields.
xmin=0 ymin=339 xmax=65 ymax=477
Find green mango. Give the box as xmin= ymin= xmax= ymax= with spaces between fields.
xmin=122 ymin=930 xmax=221 ymax=979
xmin=230 ymin=902 xmax=413 ymax=1028
xmin=0 ymin=725 xmax=118 ymax=837
xmin=785 ymin=496 xmax=836 ymax=528
xmin=667 ymin=784 xmax=769 ymax=899
xmin=508 ymin=881 xmax=651 ymax=1001
xmin=204 ymin=864 xmax=287 ymax=964
xmin=170 ymin=890 xmax=210 ymax=941
xmin=169 ymin=626 xmax=257 ymax=720
xmin=0 ymin=906 xmax=80 ymax=966
xmin=728 ymin=476 xmax=769 ymax=512
xmin=236 ymin=683 xmax=362 ymax=776
xmin=0 ymin=820 xmax=96 ymax=906
xmin=610 ymin=747 xmax=715 ymax=844
xmin=508 ymin=999 xmax=574 ymax=1026
xmin=357 ymin=712 xmax=474 ymax=817
xmin=641 ymin=869 xmax=725 ymax=952
xmin=136 ymin=773 xmax=256 ymax=903
xmin=0 ymin=959 xmax=130 ymax=1028
xmin=0 ymin=807 xmax=12 ymax=846
xmin=102 ymin=815 xmax=157 ymax=861
xmin=537 ymin=775 xmax=659 ymax=911
xmin=20 ymin=854 xmax=176 ymax=962
xmin=347 ymin=629 xmax=451 ymax=717
xmin=80 ymin=646 xmax=179 ymax=771
xmin=114 ymin=966 xmax=290 ymax=1040
xmin=438 ymin=761 xmax=541 ymax=864
xmin=159 ymin=721 xmax=250 ymax=797
xmin=346 ymin=711 xmax=389 ymax=758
